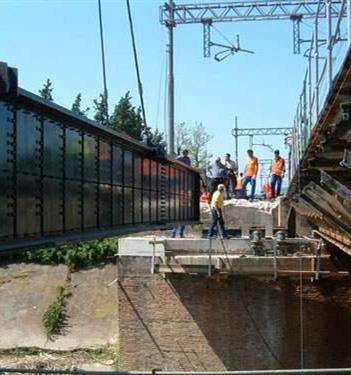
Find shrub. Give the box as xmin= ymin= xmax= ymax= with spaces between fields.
xmin=23 ymin=238 xmax=117 ymax=271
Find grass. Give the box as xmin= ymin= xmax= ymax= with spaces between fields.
xmin=0 ymin=270 xmax=32 ymax=285
xmin=0 ymin=345 xmax=119 ymax=369
xmin=42 ymin=274 xmax=72 ymax=339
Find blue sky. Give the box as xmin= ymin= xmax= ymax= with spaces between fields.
xmin=0 ymin=0 xmax=338 ymax=176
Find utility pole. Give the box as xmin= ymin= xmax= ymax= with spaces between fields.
xmin=166 ymin=0 xmax=175 ymax=155
xmin=234 ymin=116 xmax=239 ymax=170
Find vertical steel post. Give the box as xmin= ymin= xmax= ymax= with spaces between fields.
xmin=208 ymin=237 xmax=212 ymax=277
xmin=167 ymin=0 xmax=175 ymax=155
xmin=314 ymin=18 xmax=320 ymax=119
xmin=234 ymin=116 xmax=239 ymax=170
xmin=249 ymin=134 xmax=253 ymax=150
xmin=348 ymin=0 xmax=351 ymax=45
xmin=303 ymin=78 xmax=307 ymax=139
xmin=203 ymin=21 xmax=212 ymax=58
xmin=326 ymin=0 xmax=333 ymax=89
xmin=308 ymin=54 xmax=312 ymax=128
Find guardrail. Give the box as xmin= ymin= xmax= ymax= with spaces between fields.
xmin=1 ymin=368 xmax=351 ymax=375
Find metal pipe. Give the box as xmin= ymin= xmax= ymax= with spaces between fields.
xmin=3 ymin=368 xmax=351 ymax=375
xmin=314 ymin=17 xmax=320 ymax=119
xmin=234 ymin=116 xmax=239 ymax=170
xmin=308 ymin=54 xmax=312 ymax=127
xmin=167 ymin=0 xmax=175 ymax=155
xmin=273 ymin=240 xmax=278 ymax=281
xmin=208 ymin=237 xmax=212 ymax=277
xmin=348 ymin=0 xmax=351 ymax=45
xmin=326 ymin=0 xmax=333 ymax=89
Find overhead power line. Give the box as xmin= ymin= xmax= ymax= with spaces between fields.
xmin=126 ymin=0 xmax=148 ymax=128
xmin=97 ymin=0 xmax=109 ymax=120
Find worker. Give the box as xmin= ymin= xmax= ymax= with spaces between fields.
xmin=208 ymin=184 xmax=228 ymax=238
xmin=262 ymin=180 xmax=272 ymax=199
xmin=270 ymin=149 xmax=285 ymax=199
xmin=235 ymin=172 xmax=244 ymax=198
xmin=224 ymin=153 xmax=237 ymax=199
xmin=171 ymin=224 xmax=185 ymax=238
xmin=242 ymin=149 xmax=259 ymax=201
xmin=207 ymin=157 xmax=226 ymax=203
xmin=176 ymin=149 xmax=191 ymax=166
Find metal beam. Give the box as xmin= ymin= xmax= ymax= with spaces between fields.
xmin=232 ymin=127 xmax=293 ymax=136
xmin=320 ymin=170 xmax=351 ymax=204
xmin=340 ymin=148 xmax=351 ymax=168
xmin=160 ymin=0 xmax=345 ymax=24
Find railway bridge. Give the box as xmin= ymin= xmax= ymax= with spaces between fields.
xmin=288 ymin=45 xmax=351 ymax=255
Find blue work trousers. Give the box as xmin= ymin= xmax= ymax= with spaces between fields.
xmin=242 ymin=176 xmax=256 ymax=199
xmin=209 ymin=208 xmax=227 ymax=237
xmin=171 ymin=225 xmax=185 ymax=238
xmin=271 ymin=175 xmax=282 ymax=198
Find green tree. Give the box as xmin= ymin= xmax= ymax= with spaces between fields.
xmin=175 ymin=121 xmax=212 ymax=168
xmin=39 ymin=79 xmax=53 ymax=101
xmin=148 ymin=128 xmax=166 ymax=151
xmin=71 ymin=93 xmax=90 ymax=117
xmin=109 ymin=92 xmax=144 ymax=139
xmin=175 ymin=122 xmax=191 ymax=155
xmin=187 ymin=122 xmax=213 ymax=168
xmin=93 ymin=92 xmax=109 ymax=126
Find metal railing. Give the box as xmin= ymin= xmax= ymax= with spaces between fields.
xmin=291 ymin=0 xmax=351 ymax=176
xmin=1 ymin=368 xmax=351 ymax=375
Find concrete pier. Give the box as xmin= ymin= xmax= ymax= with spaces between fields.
xmin=117 ymin=237 xmax=351 ymax=371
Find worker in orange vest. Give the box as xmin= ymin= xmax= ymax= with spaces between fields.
xmin=270 ymin=149 xmax=285 ymax=199
xmin=242 ymin=149 xmax=259 ymax=201
xmin=235 ymin=172 xmax=244 ymax=198
xmin=262 ymin=180 xmax=272 ymax=199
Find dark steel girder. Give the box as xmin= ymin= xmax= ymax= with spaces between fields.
xmin=320 ymin=170 xmax=351 ymax=204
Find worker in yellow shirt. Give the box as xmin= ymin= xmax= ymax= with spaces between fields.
xmin=270 ymin=149 xmax=285 ymax=198
xmin=242 ymin=149 xmax=259 ymax=201
xmin=208 ymin=184 xmax=228 ymax=238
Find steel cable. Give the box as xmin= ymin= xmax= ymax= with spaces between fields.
xmin=98 ymin=0 xmax=109 ymax=120
xmin=126 ymin=0 xmax=148 ymax=127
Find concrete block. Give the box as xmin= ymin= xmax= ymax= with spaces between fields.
xmin=165 ymin=238 xmax=252 ymax=254
xmin=118 ymin=237 xmax=165 ymax=257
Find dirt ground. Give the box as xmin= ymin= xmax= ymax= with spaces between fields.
xmin=0 ymin=347 xmax=118 ymax=370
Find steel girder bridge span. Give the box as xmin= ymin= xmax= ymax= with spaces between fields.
xmin=0 ymin=63 xmax=200 ymax=253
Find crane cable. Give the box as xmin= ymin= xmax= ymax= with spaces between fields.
xmin=97 ymin=0 xmax=109 ymax=120
xmin=126 ymin=0 xmax=148 ymax=128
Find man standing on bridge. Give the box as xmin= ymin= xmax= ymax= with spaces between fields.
xmin=176 ymin=149 xmax=191 ymax=166
xmin=270 ymin=149 xmax=285 ymax=199
xmin=242 ymin=149 xmax=259 ymax=201
xmin=171 ymin=149 xmax=191 ymax=238
xmin=208 ymin=184 xmax=228 ymax=238
xmin=224 ymin=153 xmax=237 ymax=198
xmin=207 ymin=157 xmax=226 ymax=203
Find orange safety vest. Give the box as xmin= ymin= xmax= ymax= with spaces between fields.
xmin=245 ymin=156 xmax=258 ymax=177
xmin=271 ymin=157 xmax=285 ymax=176
xmin=236 ymin=176 xmax=243 ymax=190
xmin=262 ymin=181 xmax=271 ymax=199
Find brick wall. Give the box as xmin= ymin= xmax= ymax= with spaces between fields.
xmin=117 ymin=256 xmax=351 ymax=370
